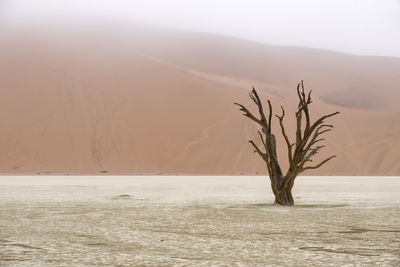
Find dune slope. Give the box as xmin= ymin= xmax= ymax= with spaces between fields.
xmin=0 ymin=23 xmax=399 ymax=175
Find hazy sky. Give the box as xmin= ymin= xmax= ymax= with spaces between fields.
xmin=3 ymin=0 xmax=400 ymax=57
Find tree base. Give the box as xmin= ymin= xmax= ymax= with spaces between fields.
xmin=274 ymin=190 xmax=294 ymax=206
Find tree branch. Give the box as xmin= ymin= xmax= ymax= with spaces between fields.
xmin=249 ymin=87 xmax=268 ymax=130
xmin=276 ymin=106 xmax=293 ymax=164
xmin=249 ymin=140 xmax=267 ymax=160
xmin=300 ymin=155 xmax=336 ymax=172
xmin=258 ymin=130 xmax=267 ymax=149
xmin=267 ymin=100 xmax=272 ymax=134
xmin=234 ymin=103 xmax=263 ymax=127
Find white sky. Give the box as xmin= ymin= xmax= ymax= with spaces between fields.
xmin=2 ymin=0 xmax=400 ymax=57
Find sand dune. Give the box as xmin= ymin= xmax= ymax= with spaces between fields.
xmin=0 ymin=22 xmax=399 ymax=175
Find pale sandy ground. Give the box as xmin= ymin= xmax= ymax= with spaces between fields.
xmin=0 ymin=176 xmax=399 ymax=266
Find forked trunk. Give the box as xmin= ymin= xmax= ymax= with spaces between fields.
xmin=270 ymin=174 xmax=294 ymax=206
xmin=274 ymin=187 xmax=294 ymax=206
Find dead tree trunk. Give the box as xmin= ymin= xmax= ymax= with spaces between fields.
xmin=235 ymin=81 xmax=339 ymax=206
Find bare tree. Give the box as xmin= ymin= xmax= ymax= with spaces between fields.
xmin=235 ymin=81 xmax=339 ymax=206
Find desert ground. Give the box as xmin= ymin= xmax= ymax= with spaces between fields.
xmin=1 ymin=176 xmax=399 ymax=266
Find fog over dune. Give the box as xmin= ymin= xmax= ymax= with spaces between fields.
xmin=2 ymin=0 xmax=400 ymax=57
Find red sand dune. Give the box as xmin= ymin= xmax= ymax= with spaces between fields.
xmin=0 ymin=22 xmax=399 ymax=175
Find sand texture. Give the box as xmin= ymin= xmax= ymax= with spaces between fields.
xmin=0 ymin=176 xmax=399 ymax=266
xmin=0 ymin=23 xmax=400 ymax=175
